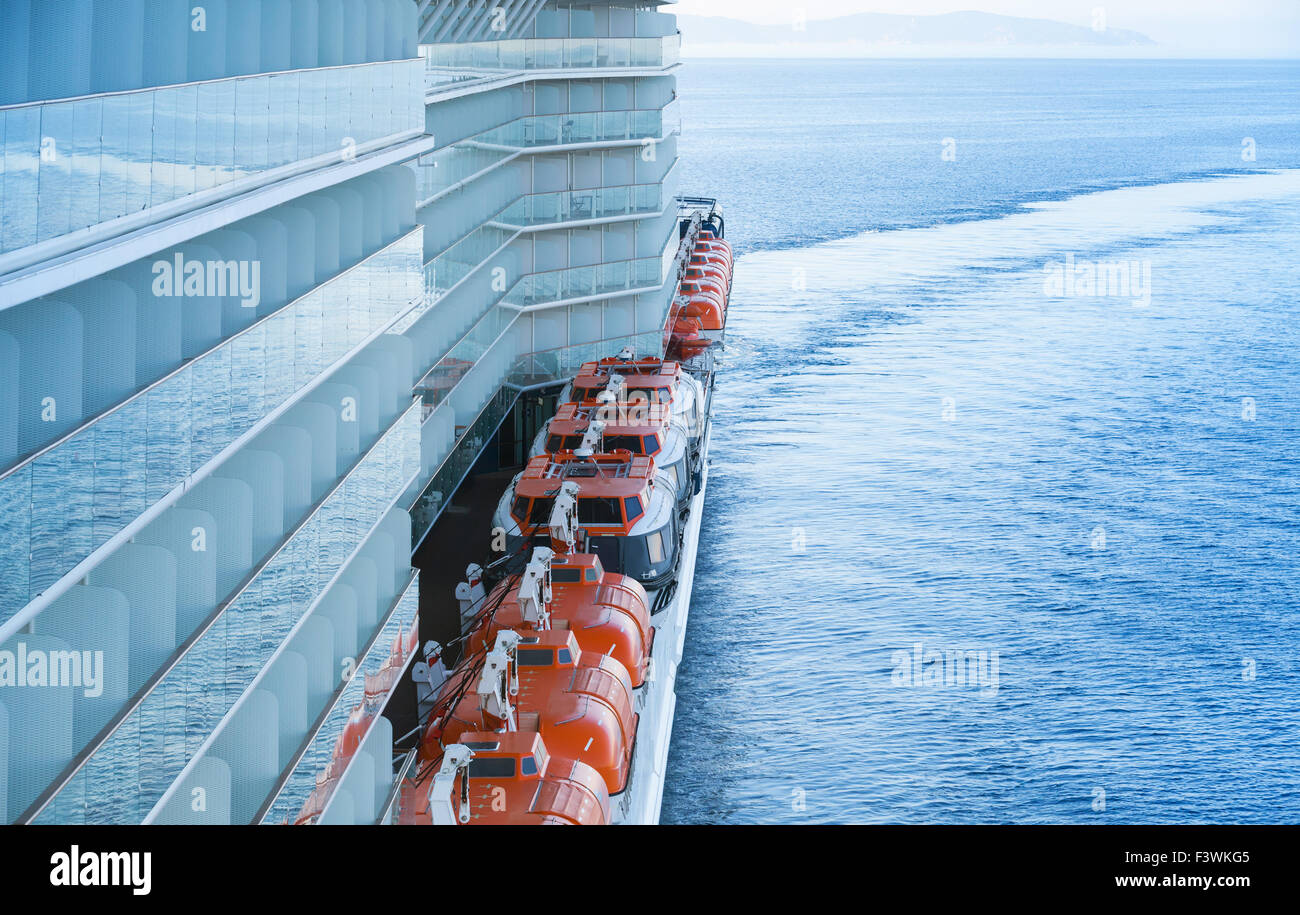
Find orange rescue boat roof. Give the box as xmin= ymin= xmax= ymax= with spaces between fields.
xmin=515 ymin=449 xmax=655 ymax=501
xmin=548 ymin=401 xmax=672 ymax=437
xmin=573 ymin=357 xmax=682 ymax=391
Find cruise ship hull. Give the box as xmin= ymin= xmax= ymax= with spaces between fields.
xmin=615 ymin=406 xmax=712 ymax=824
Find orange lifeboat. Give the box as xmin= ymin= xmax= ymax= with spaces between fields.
xmin=679 ymin=274 xmax=726 ymax=302
xmin=495 ymin=448 xmax=682 ymax=588
xmin=541 ymin=401 xmax=678 ymax=458
xmin=694 ymin=247 xmax=733 ymax=276
xmin=464 ymin=548 xmax=654 ymax=688
xmin=669 ymin=315 xmax=713 ymax=360
xmin=676 ymin=289 xmax=725 ymax=332
xmin=678 ymin=281 xmax=725 ymax=312
xmin=678 ymin=282 xmax=727 ymax=333
xmin=683 ymin=263 xmax=730 ymax=296
xmin=400 ymin=732 xmax=611 ymax=825
xmin=566 ymin=353 xmax=705 ymax=454
xmin=695 ymin=236 xmax=732 ymax=257
xmin=688 ymin=251 xmax=732 ymax=280
xmin=428 ymin=629 xmax=639 ymax=795
xmin=696 ymin=226 xmax=730 ymax=249
xmin=535 ymin=400 xmax=694 ymax=512
xmin=690 ymin=242 xmax=730 ymax=264
xmin=569 ymin=355 xmax=689 ymax=406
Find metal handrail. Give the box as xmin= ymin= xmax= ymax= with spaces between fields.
xmin=375 ymin=749 xmax=421 ymax=825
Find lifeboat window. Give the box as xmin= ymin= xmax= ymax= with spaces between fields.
xmin=556 ymin=648 xmax=573 ymax=664
xmin=643 ymin=434 xmax=659 ymax=453
xmin=585 ymin=568 xmax=599 ymax=582
xmin=520 ymin=756 xmax=538 ymax=776
xmin=605 ymin=434 xmax=641 ymax=453
xmin=624 ymin=496 xmax=644 ymax=523
xmin=511 ymin=496 xmax=528 ymax=523
xmin=646 ymin=530 xmax=666 ymax=565
xmin=578 ymin=497 xmax=622 ymax=525
xmin=658 ymin=388 xmax=671 ymax=400
xmin=527 ymin=497 xmax=554 ymax=525
xmin=546 ymin=434 xmax=563 ymax=452
xmin=517 ymin=648 xmax=554 ymax=666
xmin=468 ymin=758 xmax=516 ymax=779
xmin=552 ymin=568 xmax=582 ymax=583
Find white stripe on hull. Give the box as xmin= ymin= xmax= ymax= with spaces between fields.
xmin=613 ymin=416 xmax=712 ymax=825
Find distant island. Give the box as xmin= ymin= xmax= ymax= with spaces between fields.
xmin=678 ymin=10 xmax=1158 ymax=58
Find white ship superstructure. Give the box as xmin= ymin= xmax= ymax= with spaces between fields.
xmin=0 ymin=0 xmax=695 ymax=826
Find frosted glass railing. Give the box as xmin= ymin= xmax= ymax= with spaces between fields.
xmin=413 ymin=253 xmax=664 ymax=401
xmin=422 ymin=66 xmax=507 ymax=89
xmin=502 ymin=256 xmax=666 ymax=309
xmin=510 ymin=332 xmax=666 ymax=389
xmin=28 ymin=401 xmax=422 ymax=824
xmin=423 ymin=224 xmax=516 ymax=302
xmin=415 ymin=144 xmax=515 ymax=204
xmin=422 ymin=35 xmax=679 ymax=80
xmin=423 ymin=176 xmax=670 ymax=300
xmin=261 ymin=576 xmax=419 ymax=825
xmin=413 ymin=253 xmax=664 ymax=405
xmin=473 ymin=105 xmax=678 ymax=149
xmin=496 ymin=182 xmax=664 ymax=227
xmin=414 ymin=101 xmax=678 ymax=206
xmin=415 ymin=306 xmax=518 ymax=407
xmin=0 ymin=60 xmax=423 ymax=258
xmin=0 ymin=229 xmax=425 ymax=624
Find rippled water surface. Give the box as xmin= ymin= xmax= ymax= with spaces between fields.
xmin=663 ymin=60 xmax=1300 ymax=823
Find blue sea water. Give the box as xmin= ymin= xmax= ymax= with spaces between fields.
xmin=663 ymin=59 xmax=1300 ymax=824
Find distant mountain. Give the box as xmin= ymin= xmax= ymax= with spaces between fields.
xmin=678 ymin=10 xmax=1157 ymax=55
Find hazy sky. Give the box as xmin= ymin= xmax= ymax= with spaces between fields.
xmin=672 ymin=1 xmax=1300 ymax=56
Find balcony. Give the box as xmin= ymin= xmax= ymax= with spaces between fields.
xmin=0 ymin=228 xmax=425 ymax=625
xmin=493 ymin=180 xmax=667 ymax=229
xmin=412 ymin=253 xmax=666 ymax=409
xmin=502 ymin=255 xmax=667 ymax=310
xmin=0 ymin=59 xmax=424 ymax=263
xmin=471 ymin=103 xmax=680 ymax=151
xmin=20 ymin=399 xmax=422 ymax=824
xmin=509 ymin=329 xmax=668 ymax=390
xmin=147 ymin=562 xmax=421 ymax=825
xmin=423 ymin=35 xmax=680 ymax=89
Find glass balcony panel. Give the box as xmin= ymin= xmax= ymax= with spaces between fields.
xmin=0 ymin=231 xmax=424 ymax=627
xmin=2 ymin=107 xmax=40 ymax=251
xmin=261 ymin=576 xmax=418 ymax=824
xmin=0 ymin=60 xmax=422 ymax=259
xmin=69 ymin=98 xmax=104 ymax=235
xmin=29 ymin=401 xmax=421 ymax=824
xmin=422 ymin=35 xmax=678 ymax=88
xmin=36 ymin=103 xmax=74 ymax=243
